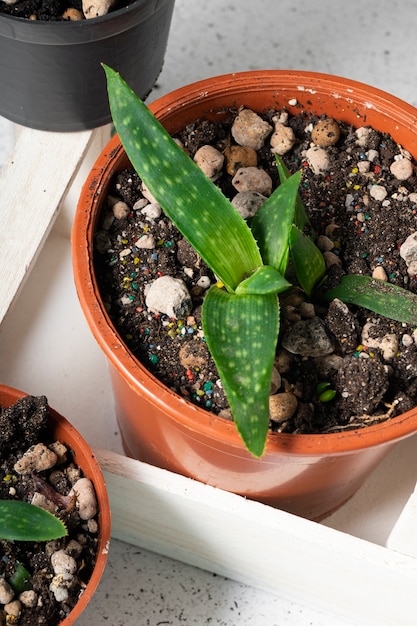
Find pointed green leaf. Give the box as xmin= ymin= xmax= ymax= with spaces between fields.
xmin=325 ymin=274 xmax=417 ymax=325
xmin=236 ymin=265 xmax=291 ymax=296
xmin=104 ymin=65 xmax=262 ymax=292
xmin=0 ymin=500 xmax=67 ymax=542
xmin=251 ymin=171 xmax=301 ymax=274
xmin=275 ymin=155 xmax=310 ymax=231
xmin=289 ymin=225 xmax=326 ymax=296
xmin=202 ymin=285 xmax=279 ymax=457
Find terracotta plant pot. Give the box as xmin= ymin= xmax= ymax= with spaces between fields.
xmin=0 ymin=383 xmax=111 ymax=624
xmin=72 ymin=70 xmax=417 ymax=520
xmin=0 ymin=0 xmax=175 ymax=131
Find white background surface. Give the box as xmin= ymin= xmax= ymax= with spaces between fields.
xmin=1 ymin=0 xmax=417 ymax=623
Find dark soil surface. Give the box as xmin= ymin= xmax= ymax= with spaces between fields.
xmin=0 ymin=396 xmax=99 ymax=625
xmin=0 ymin=0 xmax=125 ymax=20
xmin=93 ymin=106 xmax=417 ymax=435
xmin=0 ymin=0 xmax=81 ymax=19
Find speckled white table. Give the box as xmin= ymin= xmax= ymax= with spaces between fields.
xmin=1 ymin=0 xmax=417 ymax=623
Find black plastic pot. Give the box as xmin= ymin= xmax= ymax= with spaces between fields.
xmin=0 ymin=0 xmax=175 ymax=131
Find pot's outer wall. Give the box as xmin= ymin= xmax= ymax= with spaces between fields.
xmin=0 ymin=0 xmax=175 ymax=131
xmin=73 ymin=71 xmax=417 ymax=520
xmin=0 ymin=384 xmax=111 ymax=624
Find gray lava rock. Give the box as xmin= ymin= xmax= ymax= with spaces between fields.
xmin=325 ymin=298 xmax=359 ymax=353
xmin=335 ymin=355 xmax=389 ymax=415
xmin=281 ymin=317 xmax=335 ymax=357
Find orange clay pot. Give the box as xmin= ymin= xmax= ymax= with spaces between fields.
xmin=0 ymin=384 xmax=111 ymax=624
xmin=72 ymin=71 xmax=417 ymax=520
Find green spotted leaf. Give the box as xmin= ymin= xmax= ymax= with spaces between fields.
xmin=289 ymin=224 xmax=326 ymax=296
xmin=104 ymin=65 xmax=262 ymax=293
xmin=0 ymin=500 xmax=67 ymax=542
xmin=274 ymin=155 xmax=311 ymax=231
xmin=202 ymin=285 xmax=279 ymax=457
xmin=251 ymin=170 xmax=301 ymax=275
xmin=325 ymin=274 xmax=417 ymax=325
xmin=236 ymin=265 xmax=291 ymax=296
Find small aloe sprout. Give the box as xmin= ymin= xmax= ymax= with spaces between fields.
xmin=316 ymin=382 xmax=337 ymax=403
xmin=103 ymin=65 xmax=417 ymax=456
xmin=0 ymin=500 xmax=67 ymax=542
xmin=8 ymin=562 xmax=32 ymax=593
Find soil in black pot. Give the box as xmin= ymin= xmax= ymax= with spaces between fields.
xmin=0 ymin=395 xmax=100 ymax=625
xmin=93 ymin=106 xmax=417 ymax=435
xmin=0 ymin=0 xmax=126 ymax=21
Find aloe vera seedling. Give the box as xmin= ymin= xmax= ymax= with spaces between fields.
xmin=103 ymin=66 xmax=417 ymax=457
xmin=103 ymin=65 xmax=327 ymax=457
xmin=0 ymin=500 xmax=67 ymax=542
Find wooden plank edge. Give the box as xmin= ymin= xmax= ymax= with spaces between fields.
xmin=95 ymin=448 xmax=417 ymax=625
xmin=0 ymin=127 xmax=96 ymax=325
xmin=386 ymin=480 xmax=417 ymax=557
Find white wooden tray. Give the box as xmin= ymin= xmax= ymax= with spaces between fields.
xmin=2 ymin=127 xmax=417 ymax=624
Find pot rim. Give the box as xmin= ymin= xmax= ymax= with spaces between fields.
xmin=0 ymin=383 xmax=111 ymax=624
xmin=72 ymin=69 xmax=417 ymax=457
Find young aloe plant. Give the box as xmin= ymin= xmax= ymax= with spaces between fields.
xmin=0 ymin=500 xmax=67 ymax=542
xmin=103 ymin=65 xmax=417 ymax=457
xmin=103 ymin=65 xmax=325 ymax=457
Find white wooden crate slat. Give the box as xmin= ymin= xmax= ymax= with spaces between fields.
xmin=96 ymin=448 xmax=417 ymax=625
xmin=387 ymin=482 xmax=417 ymax=557
xmin=0 ymin=128 xmax=95 ymax=324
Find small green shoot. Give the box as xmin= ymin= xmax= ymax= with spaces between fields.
xmin=0 ymin=500 xmax=67 ymax=542
xmin=103 ymin=65 xmax=417 ymax=456
xmin=316 ymin=382 xmax=336 ymax=403
xmin=8 ymin=562 xmax=32 ymax=593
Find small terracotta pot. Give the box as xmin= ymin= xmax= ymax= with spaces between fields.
xmin=72 ymin=70 xmax=417 ymax=520
xmin=0 ymin=384 xmax=111 ymax=624
xmin=0 ymin=0 xmax=175 ymax=131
